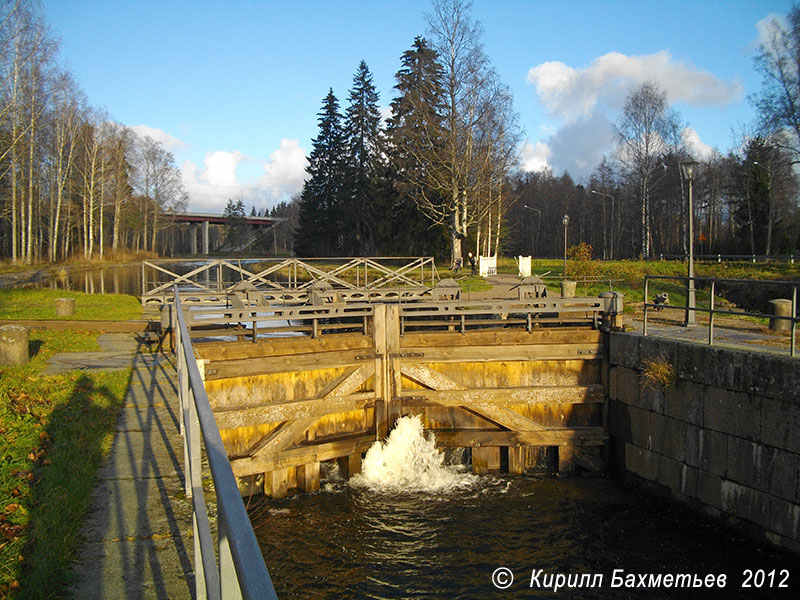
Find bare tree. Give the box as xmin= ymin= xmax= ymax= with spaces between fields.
xmin=615 ymin=81 xmax=681 ymax=258
xmin=395 ymin=0 xmax=518 ymax=266
xmin=751 ymin=6 xmax=800 ymax=162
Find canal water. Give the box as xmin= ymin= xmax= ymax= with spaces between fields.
xmin=251 ymin=416 xmax=799 ymax=599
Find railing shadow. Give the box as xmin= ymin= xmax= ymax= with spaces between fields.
xmin=67 ymin=339 xmax=194 ymax=599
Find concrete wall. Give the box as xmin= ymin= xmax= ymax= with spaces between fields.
xmin=607 ymin=332 xmax=800 ymax=553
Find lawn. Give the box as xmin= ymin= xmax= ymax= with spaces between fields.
xmin=0 ymin=289 xmax=142 ymax=321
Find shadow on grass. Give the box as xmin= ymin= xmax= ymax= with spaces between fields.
xmin=63 ymin=343 xmax=192 ymax=600
xmin=26 ymin=341 xmax=43 ymax=360
xmin=7 ymin=341 xmax=191 ymax=599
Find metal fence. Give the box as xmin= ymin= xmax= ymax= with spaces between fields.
xmin=650 ymin=253 xmax=797 ymax=264
xmin=143 ymin=257 xmax=439 ymax=305
xmin=174 ymin=289 xmax=278 ymax=599
xmin=642 ymin=275 xmax=798 ymax=357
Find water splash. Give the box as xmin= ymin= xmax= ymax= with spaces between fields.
xmin=350 ymin=415 xmax=477 ymax=493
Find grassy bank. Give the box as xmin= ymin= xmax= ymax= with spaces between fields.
xmin=0 ymin=326 xmax=130 ymax=597
xmin=0 ymin=289 xmax=142 ymax=321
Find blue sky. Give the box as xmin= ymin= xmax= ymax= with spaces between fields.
xmin=45 ymin=0 xmax=794 ymax=213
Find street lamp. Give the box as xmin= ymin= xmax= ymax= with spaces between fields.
xmin=590 ymin=190 xmax=614 ymax=260
xmin=523 ymin=205 xmax=541 ymax=254
xmin=680 ymin=160 xmax=699 ymax=327
xmin=562 ymin=214 xmax=570 ymax=276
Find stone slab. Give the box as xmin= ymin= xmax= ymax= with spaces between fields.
xmin=83 ymin=475 xmax=191 ymax=542
xmin=70 ymin=538 xmax=194 ymax=600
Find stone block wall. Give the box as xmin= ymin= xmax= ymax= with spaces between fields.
xmin=607 ymin=333 xmax=800 ymax=553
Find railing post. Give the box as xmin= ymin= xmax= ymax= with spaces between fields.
xmin=789 ymin=286 xmax=797 ymax=358
xmin=643 ymin=277 xmax=649 ymax=337
xmin=709 ymin=280 xmax=715 ymax=346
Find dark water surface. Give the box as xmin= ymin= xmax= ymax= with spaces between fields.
xmin=251 ymin=475 xmax=799 ymax=599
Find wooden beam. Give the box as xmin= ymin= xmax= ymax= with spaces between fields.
xmin=399 ymin=329 xmax=602 ymax=348
xmin=398 ymin=385 xmax=604 ymax=406
xmin=204 ymin=348 xmax=372 ymax=380
xmin=215 ymin=393 xmax=375 ymax=429
xmin=196 ymin=333 xmax=373 ymax=362
xmin=400 ymin=364 xmax=462 ymax=391
xmin=230 ymin=434 xmax=376 ymax=477
xmin=396 ymin=343 xmax=604 ymax=363
xmin=430 ymin=428 xmax=607 ymax=448
xmin=466 ymin=404 xmax=546 ymax=431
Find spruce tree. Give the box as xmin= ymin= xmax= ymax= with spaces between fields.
xmin=385 ymin=37 xmax=449 ymax=257
xmin=295 ymin=89 xmax=347 ymax=256
xmin=342 ymin=61 xmax=384 ymax=255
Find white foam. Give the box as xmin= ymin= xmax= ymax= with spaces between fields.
xmin=350 ymin=415 xmax=477 ymax=493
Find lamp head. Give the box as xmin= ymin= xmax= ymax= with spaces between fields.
xmin=562 ymin=214 xmax=570 ymax=227
xmin=680 ymin=160 xmax=700 ymax=181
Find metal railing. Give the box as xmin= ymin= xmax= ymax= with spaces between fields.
xmin=173 ymin=289 xmax=278 ymax=599
xmin=650 ymin=253 xmax=797 ymax=264
xmin=143 ymin=257 xmax=440 ymax=304
xmin=643 ymin=275 xmax=798 ymax=357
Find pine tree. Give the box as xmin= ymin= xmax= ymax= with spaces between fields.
xmin=341 ymin=61 xmax=384 ymax=255
xmin=295 ymin=89 xmax=347 ymax=256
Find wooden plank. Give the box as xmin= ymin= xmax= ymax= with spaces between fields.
xmin=430 ymin=428 xmax=607 ymax=448
xmin=466 ymin=404 xmax=546 ymax=431
xmin=398 ymin=385 xmax=605 ymax=406
xmin=396 ymin=343 xmax=604 ymax=363
xmin=196 ymin=333 xmax=373 ymax=361
xmin=400 ymin=364 xmax=462 ymax=391
xmin=204 ymin=348 xmax=371 ymax=380
xmin=215 ymin=393 xmax=375 ymax=429
xmin=230 ymin=434 xmax=376 ymax=477
xmin=248 ymin=419 xmax=317 ymax=457
xmin=399 ymin=329 xmax=602 ymax=348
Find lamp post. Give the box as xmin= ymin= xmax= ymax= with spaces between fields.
xmin=590 ymin=190 xmax=614 ymax=260
xmin=680 ymin=161 xmax=699 ymax=327
xmin=562 ymin=214 xmax=570 ymax=276
xmin=523 ymin=205 xmax=541 ymax=254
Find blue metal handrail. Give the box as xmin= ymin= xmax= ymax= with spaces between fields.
xmin=173 ymin=289 xmax=278 ymax=599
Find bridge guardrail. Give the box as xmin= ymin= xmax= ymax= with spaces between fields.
xmin=643 ymin=275 xmax=798 ymax=357
xmin=174 ymin=289 xmax=278 ymax=599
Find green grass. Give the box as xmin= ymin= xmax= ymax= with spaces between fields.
xmin=0 ymin=289 xmax=142 ymax=321
xmin=0 ymin=330 xmax=130 ymax=598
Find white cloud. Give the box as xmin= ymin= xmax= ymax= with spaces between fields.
xmin=259 ymin=139 xmax=308 ymax=199
xmin=129 ymin=124 xmax=188 ymax=153
xmin=681 ymin=127 xmax=714 ymax=161
xmin=201 ymin=150 xmax=246 ymax=188
xmin=180 ymin=140 xmax=307 ymax=213
xmin=527 ymin=51 xmax=742 ymax=123
xmin=520 ymin=140 xmax=552 ymax=172
xmin=755 ymin=13 xmax=785 ymax=48
xmin=524 ymin=50 xmax=741 ymax=179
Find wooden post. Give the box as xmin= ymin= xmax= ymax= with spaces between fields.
xmin=558 ymin=446 xmax=575 ymax=474
xmin=472 ymin=446 xmax=500 ymax=474
xmin=265 ymin=468 xmax=290 ymax=498
xmin=385 ymin=304 xmax=401 ymax=432
xmin=337 ymin=452 xmax=362 ymax=478
xmin=297 ymin=462 xmax=320 ymax=492
xmin=508 ymin=446 xmax=526 ymax=474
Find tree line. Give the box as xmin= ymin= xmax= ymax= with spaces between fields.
xmin=294 ymin=0 xmax=800 ymax=263
xmin=0 ymin=0 xmax=186 ymax=264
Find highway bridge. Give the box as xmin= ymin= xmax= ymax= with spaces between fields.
xmin=170 ymin=212 xmax=277 ymax=254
